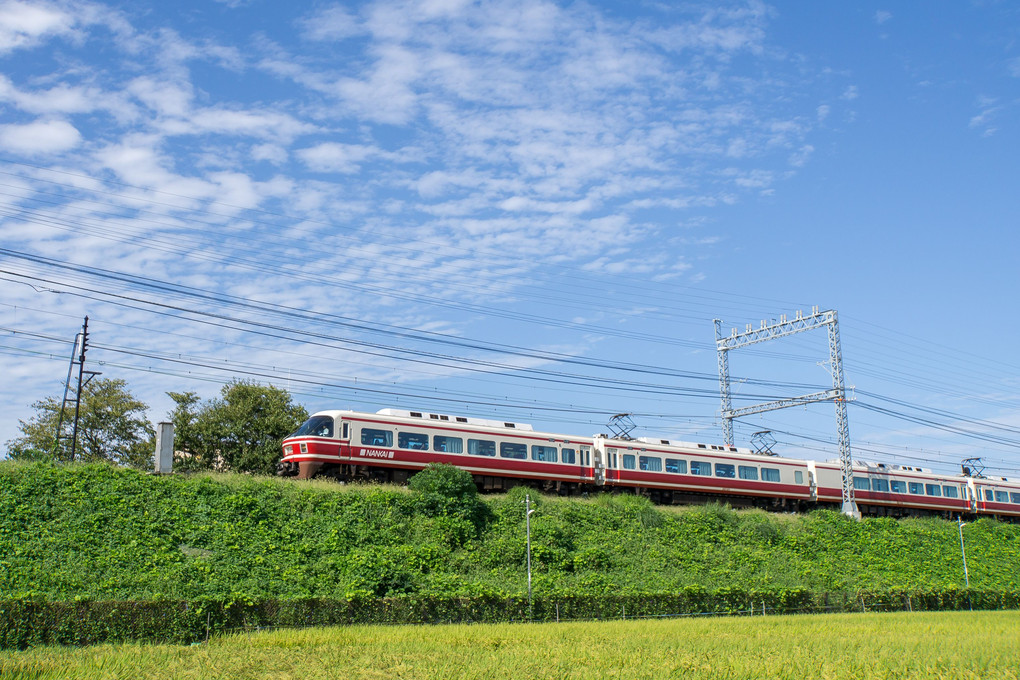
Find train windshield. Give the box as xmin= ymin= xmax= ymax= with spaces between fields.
xmin=290 ymin=416 xmax=334 ymax=438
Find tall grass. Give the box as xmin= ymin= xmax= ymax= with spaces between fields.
xmin=2 ymin=611 xmax=1018 ymax=679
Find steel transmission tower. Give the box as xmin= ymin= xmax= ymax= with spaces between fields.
xmin=714 ymin=308 xmax=859 ymax=519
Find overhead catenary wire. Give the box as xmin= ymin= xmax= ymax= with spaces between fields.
xmin=2 ymin=162 xmax=1018 ymax=474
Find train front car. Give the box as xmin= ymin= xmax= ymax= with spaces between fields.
xmin=278 ymin=410 xmax=349 ymax=479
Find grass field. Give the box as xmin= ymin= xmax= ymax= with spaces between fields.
xmin=1 ymin=611 xmax=1017 ymax=679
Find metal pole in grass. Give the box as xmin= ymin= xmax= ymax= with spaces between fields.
xmin=958 ymin=515 xmax=972 ymax=610
xmin=525 ymin=493 xmax=535 ymax=620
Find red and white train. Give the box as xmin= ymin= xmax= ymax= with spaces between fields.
xmin=277 ymin=408 xmax=1020 ymax=519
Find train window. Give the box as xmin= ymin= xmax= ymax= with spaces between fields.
xmin=872 ymin=478 xmax=889 ymax=492
xmin=854 ymin=478 xmax=870 ymax=491
xmin=398 ymin=432 xmax=429 ymax=450
xmin=925 ymin=484 xmax=941 ymax=497
xmin=622 ymin=454 xmax=636 ymax=470
xmin=738 ymin=466 xmax=758 ymax=481
xmin=292 ymin=416 xmax=334 ymax=438
xmin=360 ymin=428 xmax=392 ymax=447
xmin=890 ymin=481 xmax=906 ymax=493
xmin=434 ymin=435 xmax=463 ymax=453
xmin=761 ymin=468 xmax=780 ymax=482
xmin=995 ymin=491 xmax=1009 ymax=503
xmin=639 ymin=456 xmax=662 ymax=472
xmin=341 ymin=422 xmax=349 ymax=439
xmin=984 ymin=489 xmax=994 ymax=501
xmin=942 ymin=486 xmax=959 ymax=498
xmin=714 ymin=463 xmax=735 ymax=478
xmin=665 ymin=459 xmax=687 ymax=474
xmin=531 ymin=445 xmax=558 ymax=463
xmin=500 ymin=442 xmax=527 ymax=459
xmin=468 ymin=439 xmax=495 ymax=456
xmin=690 ymin=461 xmax=712 ymax=476
xmin=562 ymin=448 xmax=576 ymax=464
xmin=1011 ymin=492 xmax=1020 ymax=504
xmin=909 ymin=483 xmax=923 ymax=495
xmin=795 ymin=470 xmax=804 ymax=485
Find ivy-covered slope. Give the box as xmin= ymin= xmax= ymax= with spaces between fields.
xmin=1 ymin=461 xmax=1018 ymax=600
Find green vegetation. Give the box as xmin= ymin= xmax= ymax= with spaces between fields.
xmin=3 ymin=611 xmax=1019 ymax=679
xmin=5 ymin=379 xmax=307 ymax=475
xmin=2 ymin=461 xmax=1019 ymax=603
xmin=4 ymin=379 xmax=154 ymax=469
xmin=167 ymin=381 xmax=308 ymax=475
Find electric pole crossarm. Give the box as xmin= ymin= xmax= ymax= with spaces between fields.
xmin=716 ymin=310 xmax=836 ymax=351
xmin=724 ymin=390 xmax=839 ymax=420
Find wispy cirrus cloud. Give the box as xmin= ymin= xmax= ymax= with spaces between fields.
xmin=0 ymin=0 xmax=857 ymax=450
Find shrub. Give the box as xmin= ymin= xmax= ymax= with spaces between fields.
xmin=409 ymin=463 xmax=490 ymax=534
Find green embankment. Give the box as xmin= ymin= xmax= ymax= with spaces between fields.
xmin=2 ymin=461 xmax=1018 ymax=601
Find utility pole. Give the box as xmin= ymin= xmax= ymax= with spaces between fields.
xmin=54 ymin=316 xmax=101 ymax=461
xmin=958 ymin=516 xmax=972 ymax=611
xmin=714 ymin=308 xmax=859 ymax=519
xmin=524 ymin=493 xmax=535 ymax=619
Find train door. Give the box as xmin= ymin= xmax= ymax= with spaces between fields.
xmin=578 ymin=444 xmax=596 ymax=485
xmin=338 ymin=418 xmax=351 ymax=461
xmin=603 ymin=444 xmax=620 ymax=484
xmin=591 ymin=438 xmax=607 ymax=486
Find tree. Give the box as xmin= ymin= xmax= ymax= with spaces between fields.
xmin=168 ymin=381 xmax=307 ymax=475
xmin=166 ymin=391 xmax=206 ymax=471
xmin=5 ymin=378 xmax=155 ymax=469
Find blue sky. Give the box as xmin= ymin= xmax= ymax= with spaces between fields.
xmin=1 ymin=0 xmax=1018 ymax=476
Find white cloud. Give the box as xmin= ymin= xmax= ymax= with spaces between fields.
xmin=296 ymin=142 xmax=382 ymax=173
xmin=969 ymin=97 xmax=999 ymax=136
xmin=0 ymin=118 xmax=81 ymax=154
xmin=300 ymin=5 xmax=364 ymax=41
xmin=874 ymin=11 xmax=892 ymax=25
xmin=336 ymin=44 xmax=421 ymax=124
xmin=841 ymin=85 xmax=858 ymax=101
xmin=251 ymin=143 xmax=288 ymax=164
xmin=788 ymin=144 xmax=814 ymax=167
xmin=0 ymin=0 xmax=74 ymax=54
xmin=731 ymin=168 xmax=774 ymax=188
xmin=0 ymin=74 xmax=109 ymax=115
xmin=127 ymin=77 xmax=193 ymax=117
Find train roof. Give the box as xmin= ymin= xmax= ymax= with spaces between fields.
xmin=635 ymin=436 xmax=753 ymax=455
xmin=375 ymin=408 xmax=536 ymax=431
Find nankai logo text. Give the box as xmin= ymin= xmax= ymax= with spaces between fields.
xmin=359 ymin=449 xmax=394 ymax=459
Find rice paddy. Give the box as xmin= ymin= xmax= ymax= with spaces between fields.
xmin=2 ymin=610 xmax=1018 ymax=680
